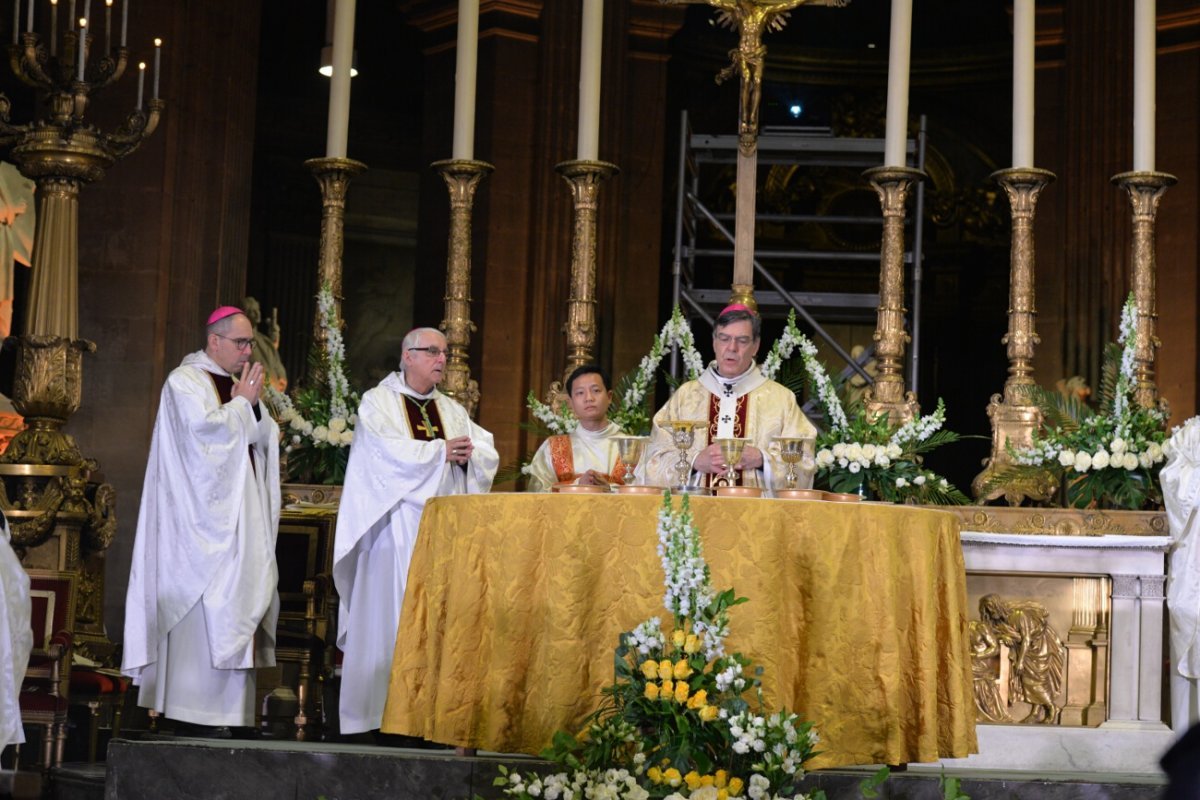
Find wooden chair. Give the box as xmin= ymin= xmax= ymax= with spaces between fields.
xmin=19 ymin=569 xmax=76 ymax=770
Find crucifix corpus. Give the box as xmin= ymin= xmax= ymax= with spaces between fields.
xmin=661 ymin=0 xmax=847 ymax=306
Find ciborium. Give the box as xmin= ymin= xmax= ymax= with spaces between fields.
xmin=712 ymin=437 xmax=750 ymax=488
xmin=772 ymin=436 xmax=815 ymax=490
xmin=611 ymin=435 xmax=648 ymax=485
xmin=659 ymin=420 xmax=706 ymax=491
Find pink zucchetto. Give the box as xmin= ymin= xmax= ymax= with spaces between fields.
xmin=719 ymin=303 xmax=755 ymax=317
xmin=206 ymin=306 xmax=244 ymax=326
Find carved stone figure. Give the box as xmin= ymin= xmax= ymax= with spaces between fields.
xmin=243 ymin=296 xmax=288 ymax=392
xmin=978 ymin=593 xmax=1067 ymax=724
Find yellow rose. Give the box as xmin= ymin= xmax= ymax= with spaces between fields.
xmin=728 ymin=777 xmax=744 ymax=796
xmin=717 ymin=791 xmax=729 ymax=800
xmin=714 ymin=770 xmax=728 ymax=788
xmin=647 ymin=766 xmax=663 ymax=784
xmin=660 ymin=678 xmax=674 ymax=697
xmin=663 ymin=768 xmax=682 ymax=787
xmin=700 ymin=775 xmax=715 ymax=787
xmin=640 ymin=660 xmax=659 ymax=680
xmin=688 ymin=689 xmax=708 ymax=709
xmin=684 ymin=633 xmax=701 ymax=654
xmin=699 ymin=704 xmax=720 ymax=722
xmin=674 ymin=681 xmax=690 ymax=704
xmin=685 ymin=771 xmax=703 ymax=790
xmin=673 ymin=659 xmax=693 ymax=680
xmin=673 ymin=629 xmax=686 ymax=649
xmin=659 ymin=658 xmax=674 ymax=677
xmin=644 ymin=682 xmax=660 ymax=700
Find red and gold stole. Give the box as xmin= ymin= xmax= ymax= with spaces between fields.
xmin=706 ymin=393 xmax=748 ymax=486
xmin=547 ymin=434 xmax=627 ymax=486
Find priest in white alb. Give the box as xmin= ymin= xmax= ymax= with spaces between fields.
xmin=334 ymin=327 xmax=498 ymax=735
xmin=524 ymin=365 xmax=628 ymax=490
xmin=1 ymin=510 xmax=31 ymax=752
xmin=122 ymin=306 xmax=281 ymax=734
xmin=639 ymin=304 xmax=816 ymax=491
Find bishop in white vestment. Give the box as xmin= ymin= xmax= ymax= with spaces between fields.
xmin=1 ymin=511 xmax=31 ymax=750
xmin=525 ymin=365 xmax=628 ymax=491
xmin=122 ymin=307 xmax=281 ymax=728
xmin=639 ymin=305 xmax=816 ymax=491
xmin=334 ymin=328 xmax=498 ymax=735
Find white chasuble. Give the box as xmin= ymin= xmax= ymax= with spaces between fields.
xmin=637 ymin=363 xmax=816 ymax=491
xmin=122 ymin=351 xmax=281 ymax=726
xmin=524 ymin=421 xmax=627 ymax=492
xmin=333 ymin=370 xmax=498 ymax=734
xmin=1 ymin=513 xmax=31 ymax=748
xmin=1163 ymin=417 xmax=1200 ymax=734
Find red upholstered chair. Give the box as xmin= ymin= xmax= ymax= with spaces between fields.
xmin=19 ymin=570 xmax=76 ymax=770
xmin=69 ymin=667 xmax=130 ymax=761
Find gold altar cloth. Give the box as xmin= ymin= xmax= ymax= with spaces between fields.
xmin=381 ymin=494 xmax=977 ymax=768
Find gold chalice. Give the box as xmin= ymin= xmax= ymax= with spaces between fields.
xmin=772 ymin=436 xmax=816 ymax=489
xmin=712 ymin=437 xmax=751 ymax=488
xmin=611 ymin=435 xmax=648 ymax=485
xmin=659 ymin=420 xmax=707 ymax=490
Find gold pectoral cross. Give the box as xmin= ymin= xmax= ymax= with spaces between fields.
xmin=415 ymin=405 xmax=440 ymax=439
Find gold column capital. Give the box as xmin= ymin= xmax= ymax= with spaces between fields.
xmin=1112 ymin=170 xmax=1176 ymax=410
xmin=862 ymin=165 xmax=925 ymax=428
xmin=553 ymin=158 xmax=619 ymax=394
xmin=434 ymin=158 xmax=494 ymax=419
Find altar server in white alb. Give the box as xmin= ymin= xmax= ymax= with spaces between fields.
xmin=1 ymin=510 xmax=32 ymax=751
xmin=639 ymin=304 xmax=816 ymax=490
xmin=334 ymin=327 xmax=498 ymax=735
xmin=524 ymin=364 xmax=629 ymax=491
xmin=1163 ymin=416 xmax=1200 ymax=735
xmin=122 ymin=306 xmax=281 ymax=732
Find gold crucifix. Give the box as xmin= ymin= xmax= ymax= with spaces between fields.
xmin=661 ymin=0 xmax=847 ymax=151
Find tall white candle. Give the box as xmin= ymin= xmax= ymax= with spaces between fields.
xmin=325 ymin=0 xmax=356 ymax=159
xmin=50 ymin=0 xmax=57 ymax=56
xmin=576 ymin=0 xmax=603 ymax=161
xmin=451 ymin=0 xmax=479 ymax=161
xmin=1133 ymin=0 xmax=1155 ymax=171
xmin=120 ymin=0 xmax=127 ymax=47
xmin=11 ymin=1 xmax=19 ymax=44
xmin=25 ymin=0 xmax=33 ymax=32
xmin=1012 ymin=0 xmax=1035 ymax=168
xmin=68 ymin=0 xmax=74 ymax=30
xmin=104 ymin=0 xmax=111 ymax=53
xmin=151 ymin=36 xmax=160 ymax=98
xmin=136 ymin=60 xmax=144 ymax=109
xmin=883 ymin=0 xmax=913 ymax=168
xmin=76 ymin=18 xmax=86 ymax=81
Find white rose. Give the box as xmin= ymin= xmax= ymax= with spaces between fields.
xmin=329 ymin=417 xmax=347 ymax=433
xmin=1073 ymin=452 xmax=1092 ymax=472
xmin=887 ymin=444 xmax=902 ymax=459
xmin=290 ymin=417 xmax=305 ymax=431
xmin=875 ymin=453 xmax=890 ymax=468
xmin=291 ymin=434 xmax=301 ymax=445
xmin=913 ymin=474 xmax=926 ymax=485
xmin=342 ymin=430 xmax=355 ymax=445
xmin=832 ymin=443 xmax=846 ymax=458
xmin=845 ymin=444 xmax=863 ymax=463
xmin=816 ymin=449 xmax=835 ymax=467
xmin=862 ymin=444 xmax=877 ymax=460
xmin=1139 ymin=451 xmax=1153 ymax=469
xmin=895 ymin=477 xmax=908 ymax=488
xmin=1148 ymin=442 xmax=1164 ymax=461
xmin=1091 ymin=450 xmax=1110 ymax=469
xmin=1058 ymin=449 xmax=1076 ymax=467
xmin=1122 ymin=452 xmax=1139 ymax=470
xmin=312 ymin=425 xmax=329 ymax=442
xmin=1110 ymin=437 xmax=1126 ymax=453
xmin=689 ymin=789 xmax=719 ymax=800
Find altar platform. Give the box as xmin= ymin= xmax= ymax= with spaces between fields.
xmin=90 ymin=736 xmax=1168 ymax=800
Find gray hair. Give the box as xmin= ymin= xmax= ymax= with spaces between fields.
xmin=714 ymin=308 xmax=761 ymax=341
xmin=400 ymin=327 xmax=445 ymax=368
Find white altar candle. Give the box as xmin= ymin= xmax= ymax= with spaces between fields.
xmin=50 ymin=0 xmax=57 ymax=56
xmin=451 ymin=0 xmax=479 ymax=161
xmin=883 ymin=0 xmax=913 ymax=167
xmin=12 ymin=1 xmax=19 ymax=44
xmin=152 ymin=36 xmax=160 ymax=98
xmin=25 ymin=0 xmax=33 ymax=33
xmin=104 ymin=0 xmax=111 ymax=53
xmin=136 ymin=60 xmax=144 ymax=109
xmin=76 ymin=18 xmax=86 ymax=81
xmin=120 ymin=0 xmax=128 ymax=47
xmin=1012 ymin=0 xmax=1035 ymax=168
xmin=1133 ymin=0 xmax=1155 ymax=172
xmin=576 ymin=0 xmax=603 ymax=161
xmin=325 ymin=0 xmax=356 ymax=159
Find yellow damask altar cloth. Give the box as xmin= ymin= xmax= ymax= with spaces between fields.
xmin=381 ymin=494 xmax=977 ymax=767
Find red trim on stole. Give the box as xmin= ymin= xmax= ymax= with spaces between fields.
xmin=546 ymin=433 xmax=627 ymax=485
xmin=706 ymin=393 xmax=748 ymax=486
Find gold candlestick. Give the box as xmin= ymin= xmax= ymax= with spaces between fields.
xmin=304 ymin=156 xmax=367 ymax=347
xmin=862 ymin=165 xmax=923 ymax=428
xmin=973 ymin=168 xmax=1058 ymax=504
xmin=546 ymin=159 xmax=618 ymax=407
xmin=1112 ymin=170 xmax=1176 ymax=410
xmin=433 ymin=158 xmax=492 ymax=419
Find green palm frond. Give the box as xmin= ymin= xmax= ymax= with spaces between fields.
xmin=1012 ymin=383 xmax=1088 ymax=433
xmin=1098 ymin=342 xmax=1122 ymax=416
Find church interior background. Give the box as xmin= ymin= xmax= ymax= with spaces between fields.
xmin=1 ymin=0 xmax=1200 ymax=784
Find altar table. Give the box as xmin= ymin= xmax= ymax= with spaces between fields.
xmin=381 ymin=494 xmax=977 ymax=768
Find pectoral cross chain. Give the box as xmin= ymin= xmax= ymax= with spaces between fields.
xmin=414 ymin=400 xmax=441 ymax=439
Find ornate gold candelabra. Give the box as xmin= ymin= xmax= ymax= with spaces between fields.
xmin=1112 ymin=170 xmax=1176 ymax=410
xmin=434 ymin=158 xmax=492 ymax=418
xmin=545 ymin=159 xmax=618 ymax=407
xmin=862 ymin=165 xmax=923 ymax=427
xmin=0 ymin=23 xmax=161 ymax=663
xmin=304 ymin=156 xmax=366 ymax=347
xmin=973 ymin=168 xmax=1059 ymax=504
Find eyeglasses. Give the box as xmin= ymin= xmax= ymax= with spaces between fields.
xmin=714 ymin=333 xmax=753 ymax=348
xmin=408 ymin=346 xmax=448 ymax=358
xmin=215 ymin=334 xmax=253 ymax=350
